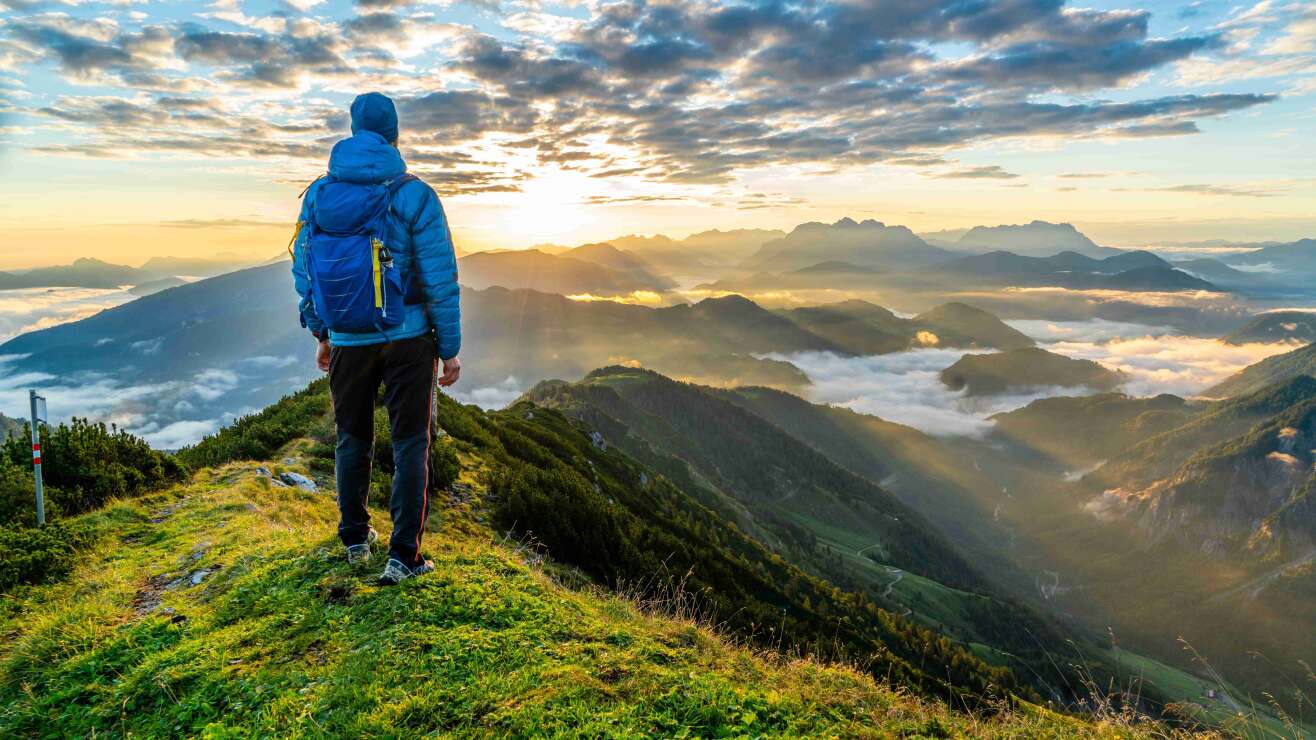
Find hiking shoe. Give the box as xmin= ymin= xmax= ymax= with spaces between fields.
xmin=346 ymin=527 xmax=379 ymax=565
xmin=378 ymin=557 xmax=435 ymax=586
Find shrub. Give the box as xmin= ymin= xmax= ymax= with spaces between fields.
xmin=0 ymin=521 xmax=96 ymax=593
xmin=1 ymin=418 xmax=184 ymax=522
xmin=177 ymin=379 xmax=333 ymax=469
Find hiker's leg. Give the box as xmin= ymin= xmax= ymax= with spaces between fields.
xmin=380 ymin=334 xmax=438 ymax=567
xmin=330 ymin=343 xmax=383 ymax=547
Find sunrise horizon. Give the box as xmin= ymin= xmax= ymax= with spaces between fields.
xmin=2 ymin=0 xmax=1314 ymax=269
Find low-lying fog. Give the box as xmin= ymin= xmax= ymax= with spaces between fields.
xmin=769 ymin=319 xmax=1297 ymax=437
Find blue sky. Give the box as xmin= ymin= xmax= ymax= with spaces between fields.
xmin=0 ymin=0 xmax=1313 ymax=268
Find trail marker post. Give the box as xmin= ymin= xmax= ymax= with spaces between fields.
xmin=29 ymin=390 xmax=47 ymax=526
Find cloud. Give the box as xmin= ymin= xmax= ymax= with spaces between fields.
xmin=450 ymin=375 xmax=522 ymax=409
xmin=136 ymin=418 xmax=221 ymax=449
xmin=3 ymin=1 xmax=1276 ymax=190
xmin=0 ymin=286 xmax=136 ymax=343
xmin=928 ymin=165 xmax=1020 ymax=180
xmin=765 ymin=318 xmax=1301 ymax=437
xmin=1159 ymin=183 xmax=1281 ymax=198
xmin=1025 ymin=330 xmax=1298 ymax=397
xmin=763 ymin=349 xmax=1091 ymax=437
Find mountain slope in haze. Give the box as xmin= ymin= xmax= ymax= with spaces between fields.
xmin=605 ymin=228 xmax=784 ymax=277
xmin=940 ymin=348 xmax=1126 ymax=396
xmin=990 ymin=393 xmax=1199 ymax=470
xmin=953 ymin=221 xmax=1109 ymax=257
xmin=457 ymin=248 xmax=673 ymax=295
xmin=562 ymin=243 xmax=676 ymax=290
xmin=0 ymin=258 xmax=143 ymax=290
xmin=1205 ymin=342 xmax=1316 ymax=398
xmin=1225 ymin=311 xmax=1316 ymax=345
xmin=0 ymin=255 xmax=257 ymax=290
xmin=743 ymin=218 xmax=954 ymax=272
xmin=1171 ymin=258 xmax=1278 ymax=292
xmin=1223 ymin=237 xmax=1316 ymax=273
xmin=524 ymin=367 xmax=985 ymax=595
xmin=783 ymin=300 xmax=1034 ymax=355
xmin=520 ymin=367 xmax=1264 ymax=720
xmin=1087 ymin=375 xmax=1316 ymax=493
xmin=910 ymin=302 xmax=1036 ymax=350
xmin=927 ymin=250 xmax=1218 ymax=292
xmin=1091 ymin=387 xmax=1316 ymax=562
xmin=1101 ymin=266 xmax=1216 ymax=292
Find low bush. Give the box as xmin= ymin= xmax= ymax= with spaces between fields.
xmin=0 ymin=521 xmax=96 ymax=593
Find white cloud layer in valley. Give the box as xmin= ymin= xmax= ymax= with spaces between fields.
xmin=0 ymin=287 xmax=136 ymax=343
xmin=774 ymin=319 xmax=1303 ymax=437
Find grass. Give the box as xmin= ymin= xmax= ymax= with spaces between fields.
xmin=0 ymin=445 xmax=1233 ymax=738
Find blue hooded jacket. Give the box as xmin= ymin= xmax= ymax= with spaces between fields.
xmin=291 ymin=130 xmax=461 ymax=358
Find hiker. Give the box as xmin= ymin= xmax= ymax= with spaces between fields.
xmin=290 ymin=92 xmax=461 ymax=585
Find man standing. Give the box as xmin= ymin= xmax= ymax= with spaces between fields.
xmin=291 ymin=92 xmax=461 ymax=585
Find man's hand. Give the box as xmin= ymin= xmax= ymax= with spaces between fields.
xmin=316 ymin=339 xmax=331 ymax=373
xmin=439 ymin=356 xmax=461 ymax=387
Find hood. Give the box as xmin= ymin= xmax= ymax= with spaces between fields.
xmin=327 ymin=131 xmax=406 ymax=184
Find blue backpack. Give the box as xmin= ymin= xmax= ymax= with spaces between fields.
xmin=300 ymin=174 xmax=418 ymax=333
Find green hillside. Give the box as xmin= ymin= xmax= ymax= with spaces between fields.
xmin=0 ymin=381 xmax=1205 ymax=738
xmin=520 ymin=368 xmax=1272 ymax=722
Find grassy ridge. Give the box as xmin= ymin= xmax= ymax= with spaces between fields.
xmin=0 ymin=454 xmax=1191 ymax=737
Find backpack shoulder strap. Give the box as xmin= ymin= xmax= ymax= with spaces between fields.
xmin=384 ymin=173 xmax=420 ymax=222
xmin=298 ymin=173 xmax=328 ymax=199
xmin=385 ymin=173 xmax=418 ymax=196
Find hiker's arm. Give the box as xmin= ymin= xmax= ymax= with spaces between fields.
xmin=290 ymin=189 xmax=326 ymax=340
xmin=410 ymin=186 xmax=462 ymax=361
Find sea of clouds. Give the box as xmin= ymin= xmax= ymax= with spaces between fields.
xmin=0 ymin=287 xmax=138 ymax=344
xmin=768 ymin=319 xmax=1299 ymax=438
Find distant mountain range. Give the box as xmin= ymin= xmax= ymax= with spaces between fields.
xmin=742 ymin=218 xmax=953 ymax=272
xmin=940 ymin=347 xmax=1126 ymax=396
xmin=457 ymin=246 xmax=674 ymax=295
xmin=951 ymin=220 xmax=1113 ymax=257
xmin=1222 ymin=238 xmax=1316 ymax=273
xmin=0 ymin=261 xmax=1035 ymax=444
xmin=925 ymin=250 xmax=1218 ymax=292
xmin=537 ymin=228 xmax=784 ymax=280
xmin=0 ymin=255 xmax=259 ymax=291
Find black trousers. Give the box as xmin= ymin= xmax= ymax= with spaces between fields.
xmin=328 ymin=333 xmax=438 ymax=567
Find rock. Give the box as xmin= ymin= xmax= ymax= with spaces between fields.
xmin=589 ymin=431 xmax=606 ymax=451
xmin=190 ymin=569 xmax=211 ymax=586
xmin=283 ymin=457 xmax=298 ymax=465
xmin=255 ymin=466 xmax=273 ymax=478
xmin=278 ymin=472 xmax=317 ymax=492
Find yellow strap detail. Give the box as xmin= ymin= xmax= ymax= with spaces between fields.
xmin=286 ymin=220 xmax=304 ymax=258
xmin=371 ymin=237 xmax=384 ymax=309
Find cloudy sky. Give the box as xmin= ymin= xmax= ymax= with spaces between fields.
xmin=1 ymin=0 xmax=1314 ymax=268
